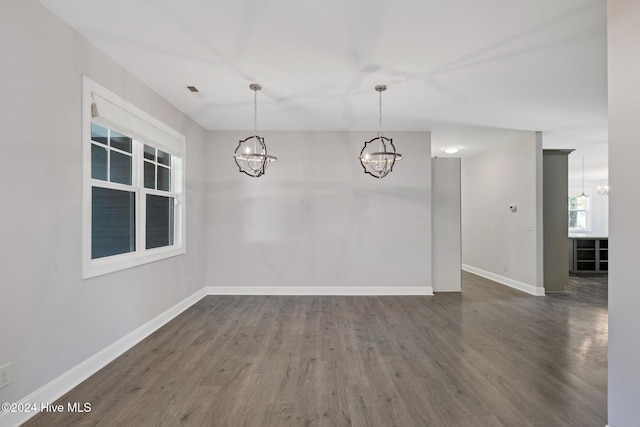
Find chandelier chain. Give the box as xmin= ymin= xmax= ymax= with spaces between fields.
xmin=378 ymin=89 xmax=383 ymax=137
xmin=254 ymin=88 xmax=258 ymax=136
xmin=581 ymin=157 xmax=584 ymax=192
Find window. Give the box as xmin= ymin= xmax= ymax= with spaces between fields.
xmin=143 ymin=145 xmax=175 ymax=250
xmin=568 ymin=193 xmax=590 ymax=232
xmin=83 ymin=77 xmax=185 ymax=278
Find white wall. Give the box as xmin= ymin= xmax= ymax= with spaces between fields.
xmin=206 ymin=131 xmax=432 ymax=293
xmin=607 ymin=1 xmax=640 ymax=425
xmin=0 ymin=0 xmax=207 ymax=414
xmin=461 ymin=132 xmax=544 ymax=295
xmin=568 ymin=178 xmax=609 ymax=237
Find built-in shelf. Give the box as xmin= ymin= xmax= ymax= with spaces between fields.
xmin=569 ymin=237 xmax=608 ymax=273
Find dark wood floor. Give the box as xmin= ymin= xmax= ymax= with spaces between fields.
xmin=24 ymin=272 xmax=608 ymax=426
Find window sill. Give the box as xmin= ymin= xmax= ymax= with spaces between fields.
xmin=83 ymin=246 xmax=185 ymax=279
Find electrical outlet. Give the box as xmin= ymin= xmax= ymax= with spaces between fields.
xmin=334 ymin=270 xmax=340 ymax=280
xmin=502 ymin=262 xmax=508 ymax=272
xmin=0 ymin=363 xmax=11 ymax=389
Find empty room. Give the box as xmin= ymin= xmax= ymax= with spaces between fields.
xmin=1 ymin=0 xmax=639 ymax=426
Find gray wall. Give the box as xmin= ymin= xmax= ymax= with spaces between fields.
xmin=0 ymin=0 xmax=207 ymax=407
xmin=461 ymin=132 xmax=544 ymax=294
xmin=432 ymin=157 xmax=461 ymax=292
xmin=543 ymin=150 xmax=572 ymax=293
xmin=607 ymin=0 xmax=640 ymax=424
xmin=206 ymin=131 xmax=432 ymax=290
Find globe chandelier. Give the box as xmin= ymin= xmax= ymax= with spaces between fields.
xmin=359 ymin=84 xmax=402 ymax=178
xmin=233 ymin=83 xmax=277 ymax=177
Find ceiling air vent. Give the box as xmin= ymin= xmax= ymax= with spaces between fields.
xmin=185 ymin=85 xmax=205 ymax=99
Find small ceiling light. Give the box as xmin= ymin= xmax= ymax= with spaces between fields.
xmin=578 ymin=156 xmax=589 ymax=199
xmin=233 ymin=84 xmax=277 ymax=177
xmin=443 ymin=145 xmax=462 ymax=154
xmin=359 ymin=84 xmax=402 ymax=178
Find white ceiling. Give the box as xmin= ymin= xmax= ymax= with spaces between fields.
xmin=39 ymin=0 xmax=608 ymax=178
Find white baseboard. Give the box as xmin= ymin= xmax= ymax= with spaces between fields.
xmin=0 ymin=288 xmax=207 ymax=427
xmin=462 ymin=264 xmax=545 ymax=296
xmin=206 ymin=286 xmax=434 ymax=296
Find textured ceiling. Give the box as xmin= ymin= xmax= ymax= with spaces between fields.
xmin=39 ymin=0 xmax=608 ymax=178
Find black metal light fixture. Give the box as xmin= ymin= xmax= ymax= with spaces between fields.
xmin=359 ymin=84 xmax=402 ymax=178
xmin=233 ymin=83 xmax=277 ymax=177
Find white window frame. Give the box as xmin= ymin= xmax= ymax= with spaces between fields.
xmin=568 ymin=189 xmax=591 ymax=232
xmin=82 ymin=76 xmax=186 ymax=278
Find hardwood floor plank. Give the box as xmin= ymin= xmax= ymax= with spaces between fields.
xmin=23 ymin=273 xmax=608 ymax=426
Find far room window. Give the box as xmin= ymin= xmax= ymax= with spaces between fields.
xmin=82 ymin=76 xmax=185 ymax=278
xmin=568 ymin=193 xmax=590 ymax=232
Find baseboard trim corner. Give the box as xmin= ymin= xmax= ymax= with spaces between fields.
xmin=462 ymin=264 xmax=545 ymax=296
xmin=1 ymin=287 xmax=207 ymax=427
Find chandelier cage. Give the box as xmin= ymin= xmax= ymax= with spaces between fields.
xmin=359 ymin=84 xmax=402 ymax=178
xmin=233 ymin=83 xmax=277 ymax=177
